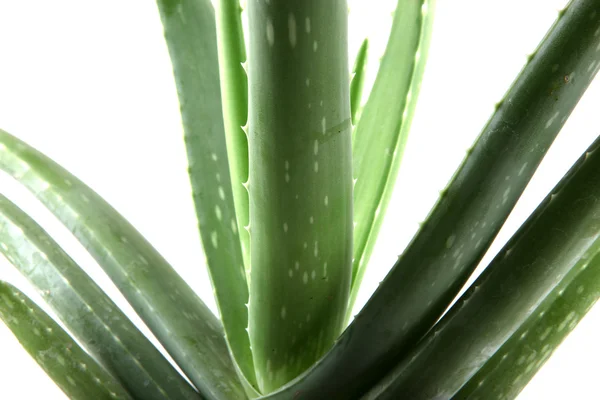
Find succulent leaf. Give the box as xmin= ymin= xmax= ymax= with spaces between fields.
xmin=0 ymin=129 xmax=245 ymax=400
xmin=0 ymin=195 xmax=202 ymax=400
xmin=261 ymin=0 xmax=600 ymax=398
xmin=215 ymin=0 xmax=251 ymax=281
xmin=1 ymin=0 xmax=599 ymax=398
xmin=364 ymin=134 xmax=600 ymax=399
xmin=348 ymin=0 xmax=436 ymax=315
xmin=157 ymin=0 xmax=257 ymax=393
xmin=350 ymin=38 xmax=369 ymax=126
xmin=247 ymin=0 xmax=353 ymax=393
xmin=0 ymin=281 xmax=133 ymax=400
xmin=455 ymin=250 xmax=600 ymax=399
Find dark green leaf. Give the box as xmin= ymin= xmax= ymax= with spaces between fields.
xmin=262 ymin=1 xmax=600 ymax=398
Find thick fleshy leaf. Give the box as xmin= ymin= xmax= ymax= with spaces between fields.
xmin=156 ymin=0 xmax=256 ymax=393
xmin=364 ymin=134 xmax=600 ymax=399
xmin=0 ymin=281 xmax=133 ymax=400
xmin=349 ymin=0 xmax=436 ymax=314
xmin=0 ymin=129 xmax=245 ymax=399
xmin=247 ymin=0 xmax=353 ymax=392
xmin=215 ymin=0 xmax=251 ymax=278
xmin=0 ymin=195 xmax=201 ymax=400
xmin=262 ymin=1 xmax=600 ymax=398
xmin=455 ymin=251 xmax=600 ymax=399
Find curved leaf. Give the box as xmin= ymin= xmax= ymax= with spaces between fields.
xmin=247 ymin=0 xmax=353 ymax=392
xmin=156 ymin=0 xmax=256 ymax=393
xmin=262 ymin=0 xmax=600 ymax=398
xmin=0 ymin=129 xmax=245 ymax=399
xmin=0 ymin=281 xmax=133 ymax=400
xmin=0 ymin=195 xmax=201 ymax=400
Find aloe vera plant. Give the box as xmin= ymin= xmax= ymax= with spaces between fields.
xmin=1 ymin=0 xmax=600 ymax=399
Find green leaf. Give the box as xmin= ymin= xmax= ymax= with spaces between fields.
xmin=350 ymin=38 xmax=369 ymax=126
xmin=156 ymin=0 xmax=257 ymax=393
xmin=0 ymin=129 xmax=245 ymax=400
xmin=262 ymin=0 xmax=600 ymax=398
xmin=0 ymin=195 xmax=201 ymax=400
xmin=364 ymin=134 xmax=600 ymax=399
xmin=215 ymin=0 xmax=251 ymax=279
xmin=247 ymin=0 xmax=353 ymax=392
xmin=348 ymin=0 xmax=436 ymax=315
xmin=0 ymin=281 xmax=133 ymax=400
xmin=455 ymin=251 xmax=600 ymax=399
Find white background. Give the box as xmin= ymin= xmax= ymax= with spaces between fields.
xmin=0 ymin=0 xmax=599 ymax=398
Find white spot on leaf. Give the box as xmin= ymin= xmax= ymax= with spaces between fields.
xmin=288 ymin=13 xmax=297 ymax=48
xmin=545 ymin=111 xmax=560 ymax=129
xmin=539 ymin=326 xmax=552 ymax=341
xmin=266 ymin=18 xmax=275 ymax=46
xmin=518 ymin=162 xmax=528 ymax=176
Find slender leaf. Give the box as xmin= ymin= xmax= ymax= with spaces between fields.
xmin=215 ymin=0 xmax=251 ymax=278
xmin=262 ymin=1 xmax=600 ymax=398
xmin=364 ymin=134 xmax=600 ymax=399
xmin=0 ymin=281 xmax=133 ymax=400
xmin=348 ymin=0 xmax=436 ymax=315
xmin=0 ymin=195 xmax=201 ymax=400
xmin=247 ymin=0 xmax=353 ymax=392
xmin=0 ymin=129 xmax=245 ymax=399
xmin=156 ymin=0 xmax=256 ymax=393
xmin=455 ymin=251 xmax=600 ymax=400
xmin=350 ymin=38 xmax=369 ymax=126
